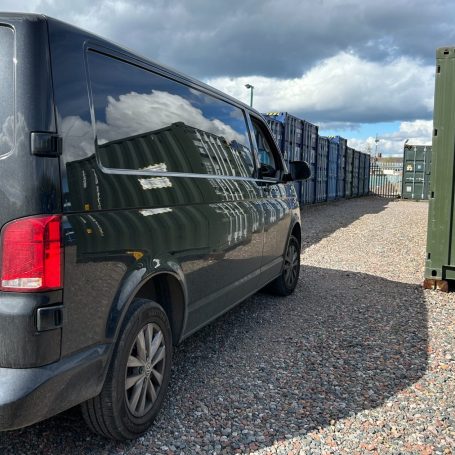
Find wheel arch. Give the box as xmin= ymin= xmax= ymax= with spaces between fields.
xmin=291 ymin=221 xmax=302 ymax=248
xmin=107 ymin=268 xmax=188 ymax=347
xmin=133 ymin=272 xmax=186 ymax=345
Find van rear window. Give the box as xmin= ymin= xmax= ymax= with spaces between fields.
xmin=0 ymin=26 xmax=14 ymax=157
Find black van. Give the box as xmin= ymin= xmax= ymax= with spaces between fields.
xmin=0 ymin=13 xmax=310 ymax=440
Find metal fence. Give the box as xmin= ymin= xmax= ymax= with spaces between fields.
xmin=369 ymin=163 xmax=403 ymax=198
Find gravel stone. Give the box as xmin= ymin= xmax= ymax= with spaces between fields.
xmin=0 ymin=197 xmax=454 ymax=454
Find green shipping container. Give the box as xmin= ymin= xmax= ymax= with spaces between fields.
xmin=402 ymin=144 xmax=432 ymax=200
xmin=425 ymin=46 xmax=455 ymax=289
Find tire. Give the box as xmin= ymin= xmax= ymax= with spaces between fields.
xmin=267 ymin=235 xmax=301 ymax=296
xmin=81 ymin=299 xmax=172 ymax=440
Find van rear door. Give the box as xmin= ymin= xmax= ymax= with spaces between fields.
xmin=0 ymin=15 xmax=62 ymax=369
xmin=0 ymin=15 xmax=61 ymax=229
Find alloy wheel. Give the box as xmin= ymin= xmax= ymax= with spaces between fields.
xmin=283 ymin=240 xmax=299 ymax=288
xmin=125 ymin=323 xmax=166 ymax=417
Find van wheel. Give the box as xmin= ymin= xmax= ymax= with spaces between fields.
xmin=81 ymin=299 xmax=172 ymax=440
xmin=267 ymin=235 xmax=301 ymax=296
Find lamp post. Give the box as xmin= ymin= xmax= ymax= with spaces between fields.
xmin=245 ymin=84 xmax=254 ymax=107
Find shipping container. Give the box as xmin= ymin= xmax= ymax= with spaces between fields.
xmin=264 ymin=112 xmax=318 ymax=204
xmin=327 ymin=139 xmax=338 ymax=200
xmin=264 ymin=112 xmax=318 ymax=163
xmin=345 ymin=147 xmax=354 ymax=198
xmin=352 ymin=150 xmax=360 ymax=197
xmin=425 ymin=46 xmax=455 ymax=289
xmin=331 ymin=136 xmax=347 ymax=198
xmin=402 ymin=144 xmax=432 ymax=200
xmin=316 ymin=137 xmax=328 ymax=202
xmin=264 ymin=113 xmax=370 ymax=206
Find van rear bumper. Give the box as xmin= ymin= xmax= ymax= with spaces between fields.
xmin=0 ymin=343 xmax=111 ymax=431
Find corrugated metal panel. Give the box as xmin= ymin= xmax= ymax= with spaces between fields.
xmin=425 ymin=46 xmax=455 ymax=285
xmin=264 ymin=114 xmax=369 ymax=205
xmin=327 ymin=139 xmax=338 ymax=200
xmin=316 ymin=137 xmax=328 ymax=202
xmin=352 ymin=150 xmax=360 ymax=197
xmin=264 ymin=112 xmax=318 ymax=205
xmin=302 ymin=120 xmax=318 ymax=205
xmin=264 ymin=112 xmax=318 ymax=164
xmin=267 ymin=119 xmax=285 ymax=156
xmin=331 ymin=136 xmax=347 ymax=198
xmin=402 ymin=144 xmax=432 ymax=201
xmin=300 ymin=173 xmax=316 ymax=204
xmin=345 ymin=147 xmax=353 ymax=198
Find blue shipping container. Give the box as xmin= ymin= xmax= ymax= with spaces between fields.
xmin=316 ymin=137 xmax=328 ymax=202
xmin=264 ymin=112 xmax=318 ymax=204
xmin=264 ymin=113 xmax=370 ymax=205
xmin=327 ymin=139 xmax=338 ymax=200
xmin=352 ymin=151 xmax=360 ymax=197
xmin=331 ymin=136 xmax=347 ymax=198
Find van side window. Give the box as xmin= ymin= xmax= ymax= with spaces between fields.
xmin=0 ymin=26 xmax=14 ymax=157
xmin=87 ymin=51 xmax=255 ymax=178
xmin=251 ymin=119 xmax=278 ymax=179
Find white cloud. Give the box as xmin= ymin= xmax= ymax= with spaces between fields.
xmin=206 ymin=52 xmax=434 ymax=124
xmin=348 ymin=120 xmax=433 ymax=156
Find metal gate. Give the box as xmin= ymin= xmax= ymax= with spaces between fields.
xmin=369 ymin=163 xmax=402 ymax=198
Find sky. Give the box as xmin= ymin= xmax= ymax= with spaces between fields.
xmin=1 ymin=0 xmax=453 ymax=156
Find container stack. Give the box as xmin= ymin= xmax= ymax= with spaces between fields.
xmin=263 ymin=112 xmax=370 ymax=206
xmin=264 ymin=112 xmax=318 ymax=205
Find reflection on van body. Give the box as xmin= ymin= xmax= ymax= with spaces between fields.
xmin=96 ymin=121 xmax=254 ymax=180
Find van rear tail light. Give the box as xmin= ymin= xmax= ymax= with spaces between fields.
xmin=0 ymin=215 xmax=63 ymax=292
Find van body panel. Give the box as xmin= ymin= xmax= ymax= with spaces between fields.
xmin=0 ymin=14 xmax=303 ymax=432
xmin=0 ymin=291 xmax=62 ymax=367
xmin=0 ymin=343 xmax=109 ymax=431
xmin=261 ymin=183 xmax=293 ymax=264
xmin=48 ymin=19 xmax=267 ymax=355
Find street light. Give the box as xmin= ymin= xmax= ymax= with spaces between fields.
xmin=245 ymin=84 xmax=254 ymax=107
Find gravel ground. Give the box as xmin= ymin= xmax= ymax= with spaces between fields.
xmin=1 ymin=196 xmax=454 ymax=454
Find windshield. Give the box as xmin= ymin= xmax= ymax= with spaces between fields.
xmin=0 ymin=25 xmax=14 ymax=157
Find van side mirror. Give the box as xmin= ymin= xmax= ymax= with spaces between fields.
xmin=284 ymin=161 xmax=311 ymax=181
